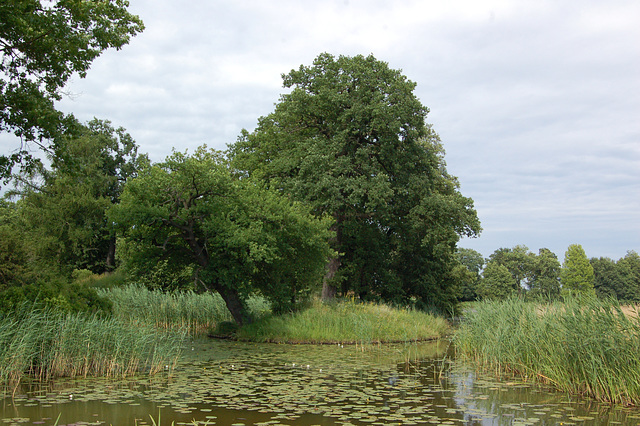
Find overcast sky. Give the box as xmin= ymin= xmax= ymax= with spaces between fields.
xmin=6 ymin=0 xmax=640 ymax=261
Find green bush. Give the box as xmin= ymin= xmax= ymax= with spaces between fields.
xmin=0 ymin=279 xmax=112 ymax=314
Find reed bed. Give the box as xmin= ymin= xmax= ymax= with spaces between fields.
xmin=0 ymin=306 xmax=185 ymax=387
xmin=236 ymin=299 xmax=451 ymax=344
xmin=99 ymin=285 xmax=270 ymax=335
xmin=455 ymin=297 xmax=640 ymax=405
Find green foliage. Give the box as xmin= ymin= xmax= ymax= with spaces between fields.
xmin=476 ymin=262 xmax=515 ymax=300
xmin=1 ymin=196 xmax=114 ymax=314
xmin=109 ymin=146 xmax=334 ymax=324
xmin=116 ymin=239 xmax=195 ymax=292
xmin=71 ymin=268 xmax=127 ymax=288
xmin=0 ymin=199 xmax=30 ymax=288
xmin=590 ymin=252 xmax=640 ymax=302
xmin=455 ymin=247 xmax=484 ymax=301
xmin=456 ymin=297 xmax=640 ymax=405
xmin=236 ymin=299 xmax=450 ymax=344
xmin=10 ymin=119 xmax=148 ymax=275
xmin=0 ymin=278 xmax=112 ymax=315
xmin=0 ymin=0 xmax=144 ymax=181
xmin=229 ymin=53 xmax=481 ymax=313
xmin=480 ymin=246 xmax=561 ymax=301
xmin=449 ymin=263 xmax=477 ymax=303
xmin=561 ymin=244 xmax=595 ymax=296
xmin=487 ymin=245 xmax=535 ymax=293
xmin=591 ymin=257 xmax=621 ymax=299
xmin=528 ymin=248 xmax=561 ymax=300
xmin=615 ymin=251 xmax=640 ymax=302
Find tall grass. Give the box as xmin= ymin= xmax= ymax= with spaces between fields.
xmin=0 ymin=306 xmax=185 ymax=387
xmin=99 ymin=285 xmax=270 ymax=335
xmin=237 ymin=299 xmax=451 ymax=344
xmin=455 ymin=297 xmax=640 ymax=405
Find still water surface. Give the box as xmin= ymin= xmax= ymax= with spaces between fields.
xmin=3 ymin=339 xmax=640 ymax=425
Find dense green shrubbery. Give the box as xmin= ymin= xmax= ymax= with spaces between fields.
xmin=0 ymin=278 xmax=112 ymax=315
xmin=455 ymin=297 xmax=640 ymax=405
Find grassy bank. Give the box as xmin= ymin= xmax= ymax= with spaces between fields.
xmin=99 ymin=285 xmax=270 ymax=335
xmin=102 ymin=285 xmax=450 ymax=344
xmin=236 ymin=299 xmax=451 ymax=344
xmin=455 ymin=297 xmax=640 ymax=405
xmin=0 ymin=306 xmax=185 ymax=387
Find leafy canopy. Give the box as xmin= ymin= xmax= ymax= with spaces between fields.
xmin=455 ymin=248 xmax=485 ymax=301
xmin=9 ymin=119 xmax=147 ymax=275
xmin=230 ymin=53 xmax=481 ymax=313
xmin=477 ymin=262 xmax=515 ymax=301
xmin=0 ymin=0 xmax=144 ymax=181
xmin=561 ymin=244 xmax=595 ymax=296
xmin=109 ymin=146 xmax=334 ymax=324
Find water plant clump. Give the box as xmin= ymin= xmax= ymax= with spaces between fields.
xmin=0 ymin=305 xmax=185 ymax=387
xmin=99 ymin=284 xmax=270 ymax=335
xmin=235 ymin=298 xmax=451 ymax=344
xmin=455 ymin=296 xmax=640 ymax=405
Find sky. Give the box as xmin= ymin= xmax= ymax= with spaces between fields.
xmin=4 ymin=0 xmax=640 ymax=261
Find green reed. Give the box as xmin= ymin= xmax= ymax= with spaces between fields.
xmin=0 ymin=306 xmax=185 ymax=387
xmin=455 ymin=297 xmax=640 ymax=405
xmin=99 ymin=285 xmax=270 ymax=335
xmin=237 ymin=298 xmax=451 ymax=344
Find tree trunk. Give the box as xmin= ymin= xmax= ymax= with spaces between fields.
xmin=105 ymin=236 xmax=116 ymax=272
xmin=217 ymin=286 xmax=252 ymax=326
xmin=322 ymin=256 xmax=340 ymax=300
xmin=322 ymin=220 xmax=342 ymax=300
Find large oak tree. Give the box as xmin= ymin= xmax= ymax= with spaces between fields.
xmin=230 ymin=53 xmax=481 ymax=312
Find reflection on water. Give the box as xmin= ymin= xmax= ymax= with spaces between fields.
xmin=3 ymin=339 xmax=640 ymax=425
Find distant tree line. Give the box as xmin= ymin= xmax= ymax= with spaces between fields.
xmin=456 ymin=245 xmax=640 ymax=302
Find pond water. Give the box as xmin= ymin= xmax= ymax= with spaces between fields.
xmin=3 ymin=339 xmax=640 ymax=425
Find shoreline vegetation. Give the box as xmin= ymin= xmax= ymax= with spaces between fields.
xmin=0 ymin=284 xmax=451 ymax=389
xmin=234 ymin=299 xmax=451 ymax=344
xmin=100 ymin=284 xmax=451 ymax=344
xmin=0 ymin=305 xmax=185 ymax=388
xmin=4 ymin=283 xmax=640 ymax=409
xmin=455 ymin=297 xmax=640 ymax=406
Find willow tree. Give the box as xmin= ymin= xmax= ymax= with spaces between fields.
xmin=230 ymin=53 xmax=481 ymax=312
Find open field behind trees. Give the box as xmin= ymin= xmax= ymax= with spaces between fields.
xmin=455 ymin=297 xmax=640 ymax=405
